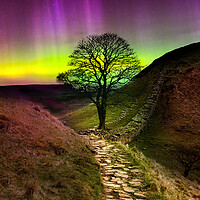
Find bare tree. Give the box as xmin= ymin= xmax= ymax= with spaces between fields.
xmin=177 ymin=144 xmax=200 ymax=177
xmin=57 ymin=33 xmax=140 ymax=129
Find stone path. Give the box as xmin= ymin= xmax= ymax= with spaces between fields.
xmin=90 ymin=135 xmax=147 ymax=200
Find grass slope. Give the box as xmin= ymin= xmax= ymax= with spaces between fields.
xmin=63 ymin=42 xmax=200 ymax=183
xmin=62 ymin=73 xmax=154 ymax=131
xmin=0 ymin=95 xmax=102 ymax=200
xmin=136 ymin=61 xmax=200 ymax=182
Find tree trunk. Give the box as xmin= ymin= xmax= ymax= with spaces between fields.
xmin=183 ymin=164 xmax=192 ymax=177
xmin=97 ymin=102 xmax=106 ymax=130
xmin=98 ymin=112 xmax=106 ymax=130
xmin=97 ymin=75 xmax=107 ymax=130
xmin=184 ymin=167 xmax=190 ymax=177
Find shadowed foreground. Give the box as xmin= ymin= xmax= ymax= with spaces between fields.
xmin=0 ymin=94 xmax=102 ymax=200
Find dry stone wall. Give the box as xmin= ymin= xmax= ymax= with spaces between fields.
xmin=105 ymin=102 xmax=137 ymax=126
xmin=109 ymin=67 xmax=168 ymax=142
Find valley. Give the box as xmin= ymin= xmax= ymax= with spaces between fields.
xmin=0 ymin=42 xmax=200 ymax=199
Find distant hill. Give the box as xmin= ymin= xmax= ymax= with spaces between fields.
xmin=0 ymin=84 xmax=91 ymax=116
xmin=0 ymin=94 xmax=102 ymax=199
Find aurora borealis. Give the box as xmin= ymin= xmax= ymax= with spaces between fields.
xmin=1 ymin=0 xmax=200 ymax=85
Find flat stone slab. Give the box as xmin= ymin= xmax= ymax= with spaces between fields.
xmin=113 ymin=164 xmax=126 ymax=168
xmin=115 ymin=173 xmax=129 ymax=178
xmin=130 ymin=178 xmax=141 ymax=182
xmin=103 ymin=176 xmax=110 ymax=181
xmin=111 ymin=177 xmax=120 ymax=182
xmin=104 ymin=166 xmax=113 ymax=170
xmin=131 ymin=169 xmax=143 ymax=173
xmin=117 ymin=180 xmax=124 ymax=184
xmin=129 ymin=181 xmax=142 ymax=187
xmin=100 ymin=163 xmax=108 ymax=166
xmin=98 ymin=152 xmax=108 ymax=155
xmin=123 ymin=186 xmax=135 ymax=193
xmin=116 ymin=170 xmax=127 ymax=174
xmin=134 ymin=192 xmax=146 ymax=198
xmin=106 ymin=195 xmax=114 ymax=198
xmin=118 ymin=193 xmax=132 ymax=198
xmin=104 ymin=183 xmax=121 ymax=188
xmin=105 ymin=172 xmax=115 ymax=175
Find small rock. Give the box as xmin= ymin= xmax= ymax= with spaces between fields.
xmin=103 ymin=176 xmax=110 ymax=181
xmin=105 ymin=159 xmax=112 ymax=163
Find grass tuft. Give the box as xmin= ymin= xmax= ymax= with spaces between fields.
xmin=117 ymin=142 xmax=200 ymax=200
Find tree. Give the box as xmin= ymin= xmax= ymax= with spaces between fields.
xmin=176 ymin=144 xmax=200 ymax=177
xmin=57 ymin=33 xmax=140 ymax=130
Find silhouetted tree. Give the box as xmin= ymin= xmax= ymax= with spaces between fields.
xmin=57 ymin=33 xmax=140 ymax=129
xmin=177 ymin=144 xmax=200 ymax=177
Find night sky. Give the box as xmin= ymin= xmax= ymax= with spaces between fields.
xmin=1 ymin=0 xmax=200 ymax=85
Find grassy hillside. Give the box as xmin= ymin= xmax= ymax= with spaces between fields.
xmin=62 ymin=72 xmax=154 ymax=131
xmin=0 ymin=95 xmax=102 ymax=199
xmin=136 ymin=55 xmax=200 ymax=182
xmin=62 ymin=42 xmax=200 ymax=182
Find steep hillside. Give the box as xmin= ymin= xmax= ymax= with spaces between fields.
xmin=136 ymin=44 xmax=200 ymax=182
xmin=0 ymin=94 xmax=102 ymax=199
xmin=63 ymin=42 xmax=200 ymax=183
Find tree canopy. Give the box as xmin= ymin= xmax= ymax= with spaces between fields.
xmin=57 ymin=33 xmax=140 ymax=129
